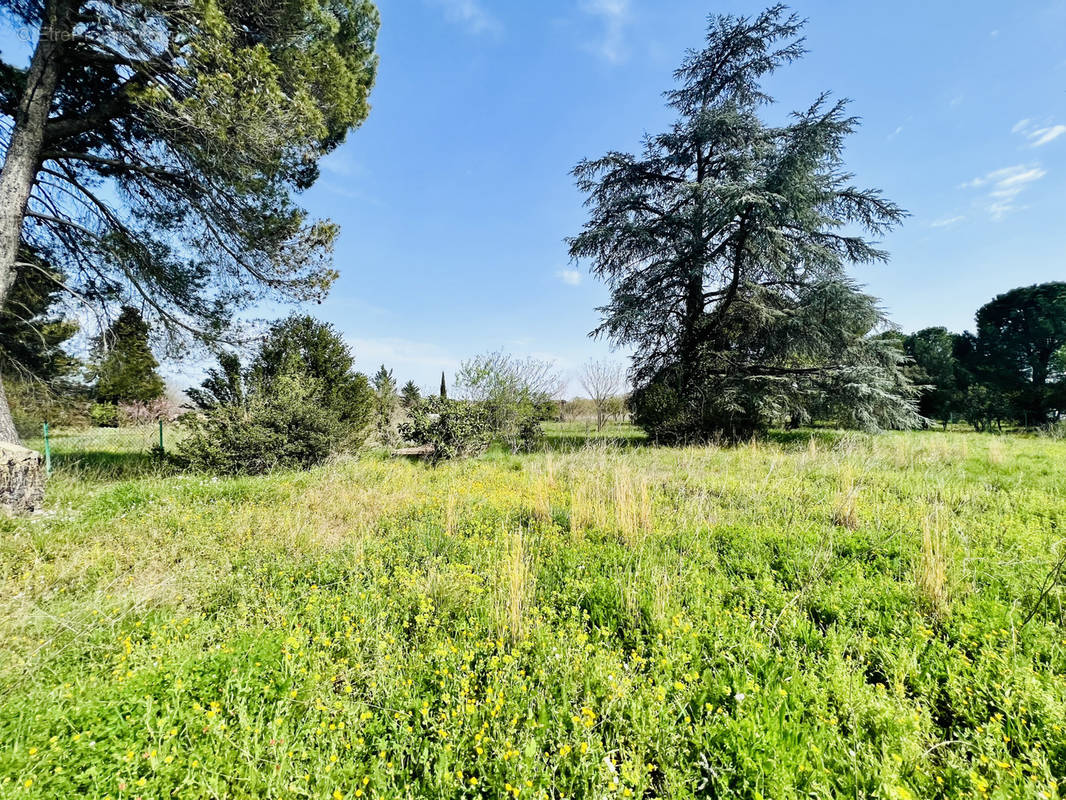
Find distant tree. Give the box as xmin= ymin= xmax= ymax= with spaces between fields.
xmin=401 ymin=380 xmax=422 ymax=410
xmin=0 ymin=0 xmax=380 ymax=442
xmin=569 ymin=6 xmax=918 ymax=440
xmin=89 ymin=307 xmax=166 ymax=405
xmin=580 ymin=359 xmax=626 ymax=430
xmin=250 ymin=315 xmax=373 ymax=430
xmin=902 ymin=327 xmax=963 ymax=426
xmin=440 ymin=371 xmax=448 ymax=400
xmin=372 ymin=364 xmax=398 ymax=444
xmin=973 ymin=282 xmax=1066 ymax=425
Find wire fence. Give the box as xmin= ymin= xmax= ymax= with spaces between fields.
xmin=23 ymin=422 xmax=179 ymax=474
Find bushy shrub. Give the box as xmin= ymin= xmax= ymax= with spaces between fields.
xmin=456 ymin=352 xmax=562 ymax=453
xmin=178 ymin=316 xmax=375 ymax=474
xmin=178 ymin=368 xmax=350 ymax=474
xmin=400 ymin=397 xmax=490 ymax=463
xmin=89 ymin=402 xmax=120 ymax=428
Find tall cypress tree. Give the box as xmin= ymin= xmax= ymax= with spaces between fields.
xmin=440 ymin=371 xmax=448 ymax=400
xmin=569 ymin=6 xmax=919 ymax=440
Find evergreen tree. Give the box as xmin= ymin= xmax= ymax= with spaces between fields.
xmin=440 ymin=371 xmax=448 ymax=400
xmin=90 ymin=306 xmax=166 ymax=405
xmin=0 ymin=0 xmax=380 ymax=441
xmin=401 ymin=380 xmax=422 ymax=410
xmin=0 ymin=248 xmax=78 ymax=385
xmin=186 ymin=352 xmax=245 ymax=411
xmin=902 ymin=327 xmax=964 ymax=426
xmin=569 ymin=6 xmax=918 ymax=440
xmin=372 ymin=364 xmax=398 ymax=443
xmin=972 ymin=282 xmax=1066 ymax=425
xmin=249 ymin=315 xmax=373 ymax=431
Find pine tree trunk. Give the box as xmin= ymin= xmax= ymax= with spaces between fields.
xmin=0 ymin=375 xmax=20 ymax=443
xmin=0 ymin=4 xmax=70 ymax=443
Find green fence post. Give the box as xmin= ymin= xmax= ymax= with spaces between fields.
xmin=42 ymin=421 xmax=52 ymax=475
xmin=158 ymin=419 xmax=164 ymax=452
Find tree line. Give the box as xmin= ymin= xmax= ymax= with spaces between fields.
xmin=892 ymin=283 xmax=1066 ymax=430
xmin=1 ymin=1 xmax=1061 ymax=466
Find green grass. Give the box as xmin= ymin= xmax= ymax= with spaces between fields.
xmin=1 ymin=428 xmax=1065 ymax=798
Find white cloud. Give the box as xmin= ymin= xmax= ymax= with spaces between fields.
xmin=1029 ymin=125 xmax=1066 ymax=147
xmin=428 ymin=0 xmax=501 ymax=35
xmin=580 ymin=0 xmax=631 ymax=63
xmin=961 ymin=163 xmax=1046 ymax=220
xmin=1012 ymin=118 xmax=1066 ymax=147
xmin=556 ymin=268 xmax=582 ymax=286
xmin=929 ymin=215 xmax=965 ymax=228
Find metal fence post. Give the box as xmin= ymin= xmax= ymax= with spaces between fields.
xmin=158 ymin=420 xmax=164 ymax=452
xmin=42 ymin=421 xmax=52 ymax=475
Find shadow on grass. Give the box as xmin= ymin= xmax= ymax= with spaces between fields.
xmin=761 ymin=428 xmax=855 ymax=449
xmin=539 ymin=422 xmax=651 ymax=452
xmin=46 ymin=450 xmax=178 ymax=480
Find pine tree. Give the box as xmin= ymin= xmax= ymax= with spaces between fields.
xmin=401 ymin=380 xmax=422 ymax=410
xmin=569 ymin=6 xmax=919 ymax=440
xmin=372 ymin=364 xmax=398 ymax=443
xmin=440 ymin=371 xmax=448 ymax=400
xmin=0 ymin=0 xmax=380 ymax=441
xmin=90 ymin=307 xmax=166 ymax=405
xmin=0 ymin=248 xmax=78 ymax=385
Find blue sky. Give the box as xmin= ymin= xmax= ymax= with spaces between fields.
xmin=3 ymin=1 xmax=1066 ymax=395
xmin=300 ymin=0 xmax=1066 ymax=393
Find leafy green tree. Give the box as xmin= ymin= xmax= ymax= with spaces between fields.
xmin=400 ymin=380 xmax=422 ymax=410
xmin=400 ymin=396 xmax=490 ymax=463
xmin=0 ymin=0 xmax=379 ymax=441
xmin=89 ymin=306 xmax=166 ymax=405
xmin=568 ymin=6 xmax=918 ymax=440
xmin=902 ymin=327 xmax=964 ymax=426
xmin=972 ymin=282 xmax=1066 ymax=425
xmin=180 ymin=356 xmax=349 ymax=475
xmin=456 ymin=351 xmax=562 ymax=452
xmin=250 ymin=315 xmax=373 ymax=432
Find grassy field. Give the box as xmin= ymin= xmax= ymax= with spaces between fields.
xmin=1 ymin=427 xmax=1064 ymax=799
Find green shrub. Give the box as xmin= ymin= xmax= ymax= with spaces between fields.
xmin=178 ymin=369 xmax=351 ymax=475
xmin=400 ymin=397 xmax=490 ymax=462
xmin=89 ymin=402 xmax=119 ymax=428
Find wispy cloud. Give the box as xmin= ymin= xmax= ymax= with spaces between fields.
xmin=1012 ymin=118 xmax=1066 ymax=147
xmin=929 ymin=215 xmax=965 ymax=228
xmin=556 ymin=268 xmax=582 ymax=286
xmin=428 ymin=0 xmax=501 ymax=36
xmin=961 ymin=163 xmax=1046 ymax=220
xmin=580 ymin=0 xmax=631 ymax=64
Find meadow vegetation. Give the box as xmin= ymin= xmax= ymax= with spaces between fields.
xmin=1 ymin=427 xmax=1064 ymax=799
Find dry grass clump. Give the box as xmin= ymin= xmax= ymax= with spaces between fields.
xmin=917 ymin=505 xmax=953 ymax=620
xmin=495 ymin=528 xmax=534 ymax=643
xmin=831 ymin=467 xmax=860 ymax=529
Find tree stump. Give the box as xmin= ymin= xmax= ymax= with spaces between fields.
xmin=0 ymin=443 xmax=45 ymax=514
